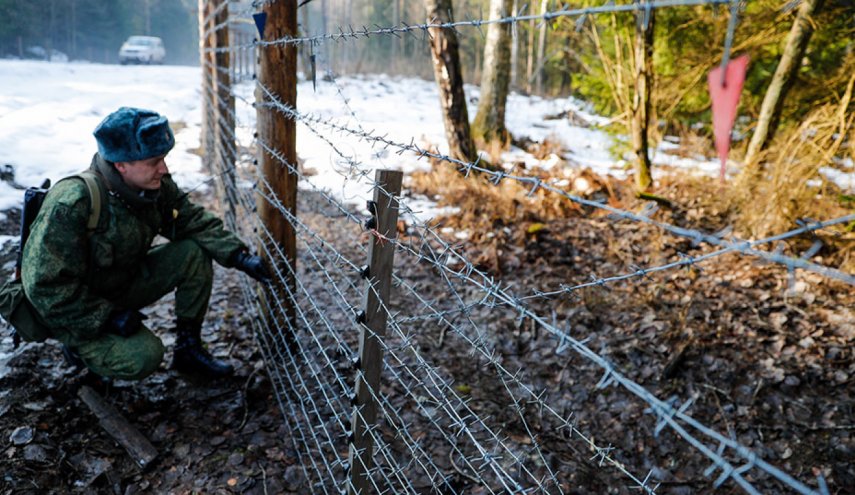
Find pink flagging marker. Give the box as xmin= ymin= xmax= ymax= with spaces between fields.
xmin=708 ymin=54 xmax=749 ymax=182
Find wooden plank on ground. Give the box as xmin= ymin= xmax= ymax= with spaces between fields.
xmin=77 ymin=385 xmax=158 ymax=470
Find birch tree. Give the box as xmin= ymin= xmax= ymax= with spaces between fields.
xmin=425 ymin=0 xmax=478 ymax=163
xmin=534 ymin=0 xmax=549 ymax=94
xmin=472 ymin=0 xmax=514 ymax=149
xmin=630 ymin=2 xmax=654 ymax=190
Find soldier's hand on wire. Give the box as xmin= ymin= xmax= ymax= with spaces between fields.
xmin=232 ymin=250 xmax=271 ymax=283
xmin=105 ymin=309 xmax=146 ymax=337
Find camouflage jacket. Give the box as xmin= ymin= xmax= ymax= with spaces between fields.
xmin=21 ymin=153 xmax=246 ymax=344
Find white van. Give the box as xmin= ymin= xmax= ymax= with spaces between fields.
xmin=119 ymin=36 xmax=166 ymax=65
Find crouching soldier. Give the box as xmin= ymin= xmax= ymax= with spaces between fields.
xmin=20 ymin=107 xmax=269 ymax=382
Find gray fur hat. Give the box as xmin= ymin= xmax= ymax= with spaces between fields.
xmin=93 ymin=107 xmax=175 ymax=162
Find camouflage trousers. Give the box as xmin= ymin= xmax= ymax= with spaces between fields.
xmin=67 ymin=240 xmax=214 ymax=380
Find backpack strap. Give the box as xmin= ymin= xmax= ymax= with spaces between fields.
xmin=75 ymin=171 xmax=105 ymax=235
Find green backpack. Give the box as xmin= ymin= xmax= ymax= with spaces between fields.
xmin=0 ymin=171 xmax=105 ymax=344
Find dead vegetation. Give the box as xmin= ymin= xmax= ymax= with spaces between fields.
xmin=409 ymin=155 xmax=616 ymax=230
xmin=731 ymin=74 xmax=855 ymax=271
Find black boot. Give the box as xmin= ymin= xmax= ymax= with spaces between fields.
xmin=172 ymin=319 xmax=234 ymax=379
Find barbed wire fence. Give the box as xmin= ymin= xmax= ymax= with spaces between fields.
xmin=197 ymin=1 xmax=853 ymax=494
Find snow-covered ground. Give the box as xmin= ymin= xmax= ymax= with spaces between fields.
xmin=0 ymin=59 xmax=852 ymax=220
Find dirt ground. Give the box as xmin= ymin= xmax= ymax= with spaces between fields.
xmin=0 ymin=172 xmax=853 ymax=494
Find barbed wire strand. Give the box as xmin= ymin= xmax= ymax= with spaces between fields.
xmin=249 ymin=134 xmax=804 ymax=494
xmin=246 ymin=117 xmax=828 ymax=492
xmin=201 ymin=28 xmax=836 ymax=492
xmin=254 ymin=82 xmax=855 ymax=287
xmin=203 ymin=0 xmax=735 ymax=53
xmin=244 ymin=143 xmax=660 ymax=492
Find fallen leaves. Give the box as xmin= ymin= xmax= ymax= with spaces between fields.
xmin=8 ymin=426 xmax=33 ymax=446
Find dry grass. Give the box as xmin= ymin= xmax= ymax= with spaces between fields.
xmin=408 ymin=159 xmax=623 ymax=239
xmin=730 ymin=74 xmax=855 ymax=270
xmin=169 ymin=120 xmax=188 ymax=134
xmin=410 ymin=143 xmax=853 ymax=277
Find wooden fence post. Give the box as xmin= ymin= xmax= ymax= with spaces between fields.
xmin=255 ymin=0 xmax=298 ymax=330
xmin=229 ymin=30 xmax=236 ymax=83
xmin=198 ymin=0 xmax=215 ymax=168
xmin=213 ymin=0 xmax=237 ymax=228
xmin=348 ymin=170 xmax=403 ymax=495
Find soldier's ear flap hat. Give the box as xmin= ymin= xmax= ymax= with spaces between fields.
xmin=93 ymin=107 xmax=175 ymax=163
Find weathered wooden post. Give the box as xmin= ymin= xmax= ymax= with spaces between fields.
xmin=213 ymin=0 xmax=237 ymax=228
xmin=255 ymin=0 xmax=298 ymax=329
xmin=348 ymin=170 xmax=403 ymax=495
xmin=198 ymin=0 xmax=215 ymax=169
xmin=229 ymin=30 xmax=236 ymax=83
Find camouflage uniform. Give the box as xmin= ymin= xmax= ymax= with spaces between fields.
xmin=21 ymin=153 xmax=246 ymax=380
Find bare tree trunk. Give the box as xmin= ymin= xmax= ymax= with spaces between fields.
xmin=473 ymin=42 xmax=481 ymax=83
xmin=424 ymin=0 xmax=478 ymax=164
xmin=510 ymin=0 xmax=518 ymax=90
xmin=526 ymin=14 xmax=534 ymax=93
xmin=392 ymin=0 xmax=400 ymax=70
xmin=47 ymin=0 xmax=55 ymax=62
xmin=70 ymin=0 xmax=77 ymax=59
xmin=345 ymin=0 xmax=353 ymax=73
xmin=631 ymin=3 xmax=654 ymax=190
xmin=297 ymin=5 xmax=313 ymax=78
xmin=744 ymin=0 xmax=824 ymax=164
xmin=321 ymin=0 xmax=330 ymax=70
xmin=561 ymin=31 xmax=574 ymax=93
xmin=472 ymin=0 xmax=514 ymax=149
xmin=534 ymin=0 xmax=548 ymax=94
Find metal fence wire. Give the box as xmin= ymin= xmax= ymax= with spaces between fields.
xmin=198 ymin=1 xmax=852 ymax=494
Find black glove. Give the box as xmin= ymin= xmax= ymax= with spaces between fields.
xmin=232 ymin=250 xmax=271 ymax=283
xmin=104 ymin=309 xmax=145 ymax=337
